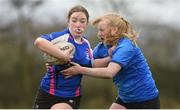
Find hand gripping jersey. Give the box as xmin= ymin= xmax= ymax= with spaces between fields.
xmin=40 ymin=29 xmax=93 ymax=97
xmin=93 ymin=42 xmax=109 ymax=59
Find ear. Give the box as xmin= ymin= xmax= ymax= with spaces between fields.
xmin=110 ymin=26 xmax=118 ymax=35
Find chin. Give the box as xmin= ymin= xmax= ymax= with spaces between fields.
xmin=75 ymin=33 xmax=83 ymax=37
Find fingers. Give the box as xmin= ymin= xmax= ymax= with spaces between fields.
xmin=68 ymin=47 xmax=73 ymax=53
xmin=61 ymin=62 xmax=80 ymax=76
xmin=45 ymin=63 xmax=52 ymax=71
xmin=61 ymin=65 xmax=76 ymax=75
xmin=64 ymin=75 xmax=72 ymax=79
xmin=108 ymin=46 xmax=116 ymax=57
xmin=69 ymin=62 xmax=78 ymax=66
xmin=61 ymin=69 xmax=70 ymax=75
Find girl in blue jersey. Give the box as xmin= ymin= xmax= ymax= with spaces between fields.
xmin=33 ymin=5 xmax=92 ymax=109
xmin=62 ymin=13 xmax=160 ymax=109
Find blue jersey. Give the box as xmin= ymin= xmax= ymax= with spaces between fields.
xmin=40 ymin=29 xmax=93 ymax=98
xmin=93 ymin=42 xmax=109 ymax=59
xmin=93 ymin=37 xmax=159 ymax=103
xmin=111 ymin=37 xmax=159 ymax=103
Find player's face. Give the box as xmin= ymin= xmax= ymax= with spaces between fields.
xmin=68 ymin=12 xmax=88 ymax=38
xmin=97 ymin=19 xmax=111 ymax=41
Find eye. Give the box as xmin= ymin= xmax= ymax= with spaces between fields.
xmin=72 ymin=19 xmax=77 ymax=23
xmin=80 ymin=19 xmax=87 ymax=24
xmin=71 ymin=18 xmax=77 ymax=23
xmin=80 ymin=20 xmax=86 ymax=23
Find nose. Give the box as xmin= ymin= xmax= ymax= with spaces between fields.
xmin=76 ymin=21 xmax=81 ymax=27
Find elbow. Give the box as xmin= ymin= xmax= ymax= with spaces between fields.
xmin=104 ymin=72 xmax=114 ymax=79
xmin=108 ymin=74 xmax=114 ymax=79
xmin=106 ymin=71 xmax=116 ymax=79
xmin=34 ymin=37 xmax=43 ymax=48
xmin=104 ymin=76 xmax=112 ymax=79
xmin=104 ymin=75 xmax=113 ymax=79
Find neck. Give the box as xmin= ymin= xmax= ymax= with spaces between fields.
xmin=74 ymin=36 xmax=82 ymax=44
xmin=69 ymin=28 xmax=83 ymax=43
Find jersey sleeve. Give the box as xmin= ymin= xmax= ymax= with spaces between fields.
xmin=93 ymin=42 xmax=109 ymax=59
xmin=111 ymin=41 xmax=135 ymax=67
xmin=93 ymin=44 xmax=100 ymax=59
xmin=40 ymin=32 xmax=62 ymax=41
xmin=40 ymin=30 xmax=70 ymax=43
xmin=40 ymin=33 xmax=53 ymax=41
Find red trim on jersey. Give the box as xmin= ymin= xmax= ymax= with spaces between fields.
xmin=87 ymin=48 xmax=93 ymax=59
xmin=49 ymin=66 xmax=55 ymax=95
xmin=75 ymin=86 xmax=80 ymax=96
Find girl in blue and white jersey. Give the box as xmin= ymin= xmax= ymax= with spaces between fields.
xmin=33 ymin=5 xmax=92 ymax=109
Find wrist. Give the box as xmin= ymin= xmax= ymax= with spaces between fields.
xmin=105 ymin=56 xmax=112 ymax=62
xmin=79 ymin=66 xmax=85 ymax=74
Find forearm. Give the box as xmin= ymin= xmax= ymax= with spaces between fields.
xmin=62 ymin=62 xmax=121 ymax=78
xmin=34 ymin=38 xmax=66 ymax=60
xmin=93 ymin=56 xmax=111 ymax=67
xmin=79 ymin=66 xmax=113 ymax=79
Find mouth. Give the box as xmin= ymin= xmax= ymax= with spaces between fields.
xmin=75 ymin=28 xmax=83 ymax=34
xmin=100 ymin=37 xmax=104 ymax=40
xmin=98 ymin=36 xmax=104 ymax=41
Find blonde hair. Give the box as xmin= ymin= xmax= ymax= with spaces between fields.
xmin=92 ymin=13 xmax=138 ymax=45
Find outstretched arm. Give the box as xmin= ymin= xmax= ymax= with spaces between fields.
xmin=93 ymin=56 xmax=111 ymax=67
xmin=62 ymin=62 xmax=121 ymax=79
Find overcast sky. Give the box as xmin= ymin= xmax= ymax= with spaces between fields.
xmin=0 ymin=0 xmax=180 ymax=29
xmin=130 ymin=0 xmax=180 ymax=28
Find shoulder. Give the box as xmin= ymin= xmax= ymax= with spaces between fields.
xmin=94 ymin=42 xmax=106 ymax=49
xmin=40 ymin=29 xmax=70 ymax=42
xmin=112 ymin=37 xmax=137 ymax=57
xmin=116 ymin=37 xmax=136 ymax=49
xmin=82 ymin=36 xmax=91 ymax=48
xmin=50 ymin=29 xmax=70 ymax=40
xmin=82 ymin=36 xmax=89 ymax=43
xmin=40 ymin=29 xmax=70 ymax=41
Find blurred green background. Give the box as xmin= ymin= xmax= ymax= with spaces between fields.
xmin=0 ymin=0 xmax=180 ymax=109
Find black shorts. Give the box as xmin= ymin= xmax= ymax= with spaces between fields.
xmin=115 ymin=96 xmax=160 ymax=109
xmin=33 ymin=88 xmax=81 ymax=109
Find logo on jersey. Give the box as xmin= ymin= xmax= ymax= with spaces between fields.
xmin=85 ymin=48 xmax=92 ymax=61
